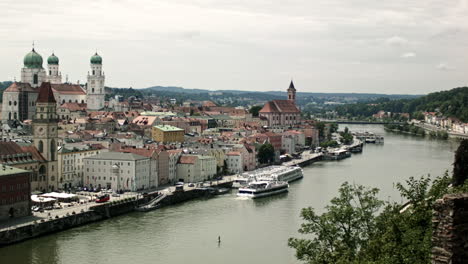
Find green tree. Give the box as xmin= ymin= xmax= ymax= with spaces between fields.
xmin=249 ymin=105 xmax=263 ymax=117
xmin=453 ymin=139 xmax=468 ymax=186
xmin=258 ymin=143 xmax=275 ymax=164
xmin=288 ymin=182 xmax=383 ymax=264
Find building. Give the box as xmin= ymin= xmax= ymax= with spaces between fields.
xmin=0 ymin=165 xmax=31 ymax=220
xmin=226 ymin=151 xmax=243 ymax=173
xmin=84 ymin=152 xmax=150 ymax=191
xmin=259 ymin=81 xmax=301 ymax=127
xmin=33 ymin=82 xmax=59 ymax=191
xmin=86 ymin=53 xmax=105 ymax=110
xmin=152 ymin=125 xmax=185 ymax=143
xmin=167 ymin=149 xmax=182 ymax=183
xmin=176 ymin=155 xmax=217 ymax=183
xmin=1 ymin=48 xmax=108 ymax=124
xmin=58 ymin=144 xmax=108 ymax=189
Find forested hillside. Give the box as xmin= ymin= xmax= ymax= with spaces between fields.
xmin=335 ymin=87 xmax=468 ymax=122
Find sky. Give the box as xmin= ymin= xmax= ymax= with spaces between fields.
xmin=0 ymin=0 xmax=467 ymax=95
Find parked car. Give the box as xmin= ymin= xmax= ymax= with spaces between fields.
xmin=188 ymin=183 xmax=195 ymax=187
xmin=95 ymin=194 xmax=110 ymax=203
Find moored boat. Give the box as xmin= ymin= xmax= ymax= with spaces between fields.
xmin=237 ymin=181 xmax=289 ymax=199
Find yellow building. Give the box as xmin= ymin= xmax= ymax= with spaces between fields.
xmin=152 ymin=125 xmax=185 ymax=143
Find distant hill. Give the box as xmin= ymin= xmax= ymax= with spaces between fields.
xmin=335 ymin=86 xmax=468 ymax=122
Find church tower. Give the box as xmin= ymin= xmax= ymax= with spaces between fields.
xmin=33 ymin=82 xmax=59 ymax=191
xmin=46 ymin=53 xmax=62 ymax=84
xmin=21 ymin=48 xmax=47 ymax=87
xmin=86 ymin=52 xmax=105 ymax=110
xmin=287 ymin=80 xmax=296 ymax=102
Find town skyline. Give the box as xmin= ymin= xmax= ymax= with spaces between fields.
xmin=1 ymin=0 xmax=467 ymax=94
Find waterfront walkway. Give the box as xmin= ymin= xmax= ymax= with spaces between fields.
xmin=415 ymin=123 xmax=468 ymax=139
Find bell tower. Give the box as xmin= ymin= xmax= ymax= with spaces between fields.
xmin=33 ymin=82 xmax=59 ymax=191
xmin=86 ymin=52 xmax=105 ymax=110
xmin=46 ymin=53 xmax=62 ymax=84
xmin=287 ymin=80 xmax=296 ymax=102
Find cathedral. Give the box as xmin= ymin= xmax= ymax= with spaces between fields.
xmin=1 ymin=48 xmax=106 ymax=124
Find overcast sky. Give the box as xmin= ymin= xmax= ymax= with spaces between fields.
xmin=1 ymin=0 xmax=467 ymax=94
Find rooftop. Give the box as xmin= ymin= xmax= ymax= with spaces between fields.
xmin=0 ymin=164 xmax=29 ymax=176
xmin=83 ymin=151 xmax=148 ymax=161
xmin=153 ymin=125 xmax=184 ymax=132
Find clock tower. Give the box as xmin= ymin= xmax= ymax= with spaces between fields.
xmin=33 ymin=82 xmax=59 ymax=191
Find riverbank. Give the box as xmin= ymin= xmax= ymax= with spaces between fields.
xmin=0 ymin=179 xmax=234 ymax=247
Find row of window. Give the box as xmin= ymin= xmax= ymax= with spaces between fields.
xmin=0 ymin=195 xmax=29 ymax=205
xmin=0 ymin=183 xmax=28 ymax=192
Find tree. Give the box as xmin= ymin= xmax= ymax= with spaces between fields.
xmin=249 ymin=105 xmax=263 ymax=117
xmin=288 ymin=182 xmax=383 ymax=264
xmin=453 ymin=139 xmax=468 ymax=186
xmin=258 ymin=143 xmax=275 ymax=164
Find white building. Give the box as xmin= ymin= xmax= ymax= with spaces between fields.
xmin=58 ymin=144 xmax=108 ymax=189
xmin=226 ymin=151 xmax=243 ymax=174
xmin=86 ymin=53 xmax=105 ymax=110
xmin=84 ymin=152 xmax=150 ymax=191
xmin=176 ymin=155 xmax=217 ymax=183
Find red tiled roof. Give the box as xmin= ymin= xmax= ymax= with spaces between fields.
xmin=20 ymin=146 xmax=46 ymax=162
xmin=259 ymin=100 xmax=300 ymax=113
xmin=117 ymin=147 xmax=155 ymax=158
xmin=51 ymin=84 xmax=86 ymax=95
xmin=0 ymin=142 xmax=26 ymax=155
xmin=227 ymin=151 xmax=241 ymax=156
xmin=179 ymin=155 xmax=198 ymax=164
xmin=60 ymin=102 xmax=87 ymax=111
xmin=4 ymin=82 xmax=36 ymax=93
xmin=37 ymin=82 xmax=57 ymax=103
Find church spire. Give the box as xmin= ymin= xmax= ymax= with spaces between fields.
xmin=287 ymin=80 xmax=296 ymax=102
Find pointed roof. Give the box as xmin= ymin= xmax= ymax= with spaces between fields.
xmin=36 ymin=82 xmax=56 ymax=103
xmin=259 ymin=100 xmax=300 ymax=113
xmin=288 ymin=80 xmax=296 ymax=91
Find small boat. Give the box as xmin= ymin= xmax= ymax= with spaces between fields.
xmin=237 ymin=181 xmax=289 ymax=199
xmin=215 ymin=188 xmax=230 ymax=195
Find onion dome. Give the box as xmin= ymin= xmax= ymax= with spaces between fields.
xmin=23 ymin=49 xmax=43 ymax=68
xmin=47 ymin=53 xmax=59 ymax=65
xmin=90 ymin=52 xmax=102 ymax=64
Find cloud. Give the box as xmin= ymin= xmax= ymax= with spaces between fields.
xmin=385 ymin=36 xmax=408 ymax=46
xmin=436 ymin=63 xmax=455 ymax=71
xmin=400 ymin=52 xmax=416 ymax=58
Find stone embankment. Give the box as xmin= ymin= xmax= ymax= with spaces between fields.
xmin=0 ymin=181 xmax=233 ymax=247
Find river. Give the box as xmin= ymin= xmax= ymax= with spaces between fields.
xmin=0 ymin=125 xmax=459 ymax=264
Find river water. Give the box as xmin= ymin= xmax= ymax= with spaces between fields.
xmin=0 ymin=125 xmax=459 ymax=264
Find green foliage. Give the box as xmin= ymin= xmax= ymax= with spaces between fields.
xmin=257 ymin=143 xmax=275 ymax=164
xmin=339 ymin=127 xmax=353 ymax=145
xmin=453 ymin=139 xmax=468 ymax=186
xmin=290 ymin=174 xmax=454 ymax=264
xmin=335 ymin=86 xmax=468 ymax=122
xmin=249 ymin=105 xmax=263 ymax=117
xmin=288 ymin=182 xmax=383 ymax=264
xmin=320 ymin=140 xmax=339 ymax=148
xmin=428 ymin=130 xmax=448 ymax=140
xmin=384 ymin=123 xmax=426 ymax=136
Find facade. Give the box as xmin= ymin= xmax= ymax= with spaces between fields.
xmin=176 ymin=155 xmax=217 ymax=183
xmin=84 ymin=152 xmax=150 ymax=191
xmin=33 ymin=82 xmax=59 ymax=191
xmin=152 ymin=125 xmax=185 ymax=143
xmin=167 ymin=149 xmax=182 ymax=183
xmin=0 ymin=165 xmax=31 ymax=220
xmin=86 ymin=53 xmax=105 ymax=110
xmin=226 ymin=151 xmax=243 ymax=174
xmin=58 ymin=145 xmax=108 ymax=189
xmin=259 ymin=81 xmax=301 ymax=127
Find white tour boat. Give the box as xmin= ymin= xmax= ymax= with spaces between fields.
xmin=237 ymin=181 xmax=289 ymax=198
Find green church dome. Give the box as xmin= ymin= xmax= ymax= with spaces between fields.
xmin=47 ymin=53 xmax=59 ymax=65
xmin=90 ymin=53 xmax=102 ymax=64
xmin=23 ymin=49 xmax=43 ymax=68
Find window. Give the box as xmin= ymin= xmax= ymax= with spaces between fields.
xmin=8 ymin=112 xmax=11 ymax=120
xmin=38 ymin=140 xmax=44 ymax=153
xmin=33 ymin=74 xmax=38 ymax=84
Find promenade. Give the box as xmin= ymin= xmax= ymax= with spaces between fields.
xmin=415 ymin=122 xmax=468 ymax=139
